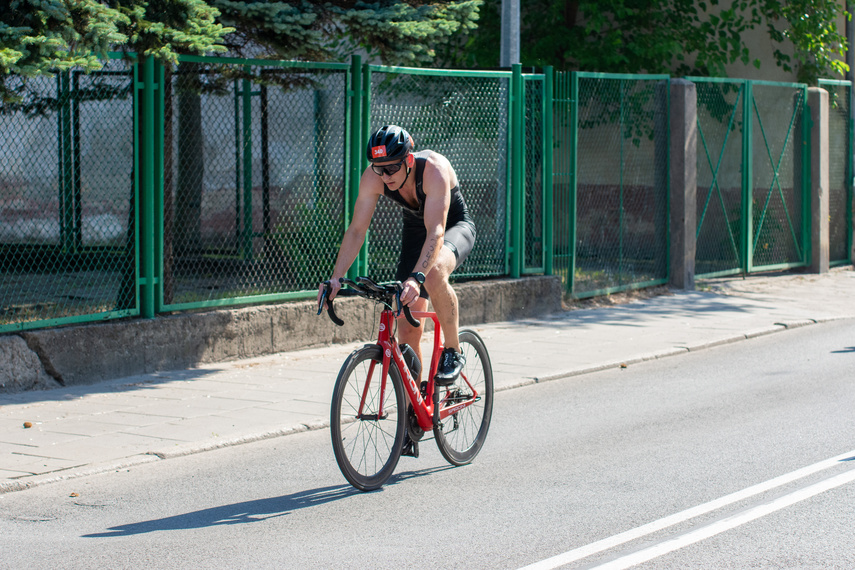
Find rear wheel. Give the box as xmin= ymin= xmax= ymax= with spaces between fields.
xmin=434 ymin=330 xmax=494 ymax=466
xmin=331 ymin=345 xmax=406 ymax=491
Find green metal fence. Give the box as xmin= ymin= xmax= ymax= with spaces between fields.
xmin=159 ymin=55 xmax=352 ymax=312
xmin=1 ymin=55 xmax=541 ymax=332
xmin=819 ymin=79 xmax=854 ymax=266
xmin=750 ymin=81 xmax=809 ymax=271
xmin=0 ymin=57 xmax=138 ymax=332
xmin=553 ymin=72 xmax=670 ymax=298
xmin=693 ymin=78 xmax=746 ymax=277
xmin=1 ymin=52 xmax=850 ymax=334
xmin=691 ymin=78 xmax=809 ymax=277
xmin=364 ymin=65 xmax=513 ymax=281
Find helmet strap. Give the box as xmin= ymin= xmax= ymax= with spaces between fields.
xmin=392 ymin=166 xmax=411 ymax=192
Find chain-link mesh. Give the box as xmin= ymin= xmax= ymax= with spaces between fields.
xmin=820 ymin=80 xmax=852 ymax=265
xmin=1 ymin=60 xmax=136 ymax=331
xmin=571 ymin=74 xmax=669 ymax=296
xmin=367 ymin=70 xmax=509 ymax=281
xmin=163 ymin=59 xmax=347 ymax=308
xmin=751 ymin=83 xmax=806 ymax=269
xmin=523 ymin=75 xmax=545 ymax=272
xmin=3 ymin=54 xmax=842 ymax=334
xmin=694 ymin=80 xmax=745 ymax=277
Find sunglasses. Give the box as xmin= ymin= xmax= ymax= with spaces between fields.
xmin=371 ymin=160 xmax=405 ymax=177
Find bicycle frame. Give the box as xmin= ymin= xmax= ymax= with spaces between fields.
xmin=366 ymin=307 xmax=480 ymax=432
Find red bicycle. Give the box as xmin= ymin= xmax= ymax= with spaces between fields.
xmin=318 ymin=276 xmax=494 ymax=491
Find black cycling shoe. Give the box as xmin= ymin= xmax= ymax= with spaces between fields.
xmin=434 ymin=347 xmax=465 ymax=386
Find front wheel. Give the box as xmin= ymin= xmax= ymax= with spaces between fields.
xmin=331 ymin=345 xmax=406 ymax=491
xmin=434 ymin=329 xmax=494 ymax=466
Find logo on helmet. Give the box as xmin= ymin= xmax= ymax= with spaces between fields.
xmin=371 ymin=146 xmax=387 ymax=158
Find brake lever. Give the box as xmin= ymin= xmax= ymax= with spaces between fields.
xmin=395 ymin=282 xmax=421 ymax=328
xmin=318 ymin=281 xmax=345 ymax=326
xmin=317 ymin=282 xmax=329 ymax=316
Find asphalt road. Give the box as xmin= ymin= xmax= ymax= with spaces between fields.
xmin=1 ymin=319 xmax=853 ymax=569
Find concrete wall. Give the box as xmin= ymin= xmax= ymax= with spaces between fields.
xmin=0 ymin=275 xmax=561 ymax=393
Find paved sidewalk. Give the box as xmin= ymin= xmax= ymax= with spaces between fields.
xmin=2 ymin=267 xmax=854 ymax=493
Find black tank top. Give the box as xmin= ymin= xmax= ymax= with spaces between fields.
xmin=383 ymin=150 xmax=471 ymax=228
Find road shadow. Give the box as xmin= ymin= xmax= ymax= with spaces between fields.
xmin=81 ymin=465 xmax=456 ymax=537
xmin=81 ymin=484 xmax=359 ymax=537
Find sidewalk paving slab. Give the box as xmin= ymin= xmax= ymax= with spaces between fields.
xmin=2 ymin=267 xmax=854 ymax=493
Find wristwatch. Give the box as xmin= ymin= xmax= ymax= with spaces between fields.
xmin=408 ymin=272 xmax=426 ymax=287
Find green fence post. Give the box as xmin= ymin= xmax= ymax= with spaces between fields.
xmin=58 ymin=71 xmax=74 ymax=253
xmin=742 ymin=81 xmax=754 ymax=274
xmin=72 ymin=70 xmax=82 ymax=251
xmin=359 ymin=62 xmax=372 ymax=277
xmin=233 ymin=78 xmax=242 ymax=252
xmin=510 ymin=63 xmax=524 ymax=278
xmin=569 ymin=71 xmax=579 ymax=295
xmin=346 ymin=55 xmax=363 ymax=280
xmin=544 ymin=66 xmax=554 ymax=276
xmin=802 ymin=85 xmax=811 ymax=268
xmin=802 ymin=86 xmax=811 ymax=269
xmin=261 ymin=83 xmax=271 ymax=247
xmin=241 ymin=68 xmax=253 ymax=260
xmin=850 ymin=81 xmax=854 ymax=264
xmin=139 ymin=55 xmax=157 ymax=318
xmin=153 ymin=59 xmax=165 ymax=313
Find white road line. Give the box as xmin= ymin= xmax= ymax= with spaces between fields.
xmin=519 ymin=449 xmax=855 ymax=570
xmin=591 ymin=467 xmax=855 ymax=570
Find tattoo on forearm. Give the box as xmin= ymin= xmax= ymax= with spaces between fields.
xmin=421 ymin=238 xmax=438 ymax=270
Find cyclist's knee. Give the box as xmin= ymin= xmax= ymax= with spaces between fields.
xmin=425 ymin=248 xmax=456 ymax=291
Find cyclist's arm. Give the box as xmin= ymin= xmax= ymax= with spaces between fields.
xmin=320 ymin=168 xmax=381 ymax=303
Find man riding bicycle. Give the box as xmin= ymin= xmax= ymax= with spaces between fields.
xmin=319 ymin=125 xmax=476 ymax=384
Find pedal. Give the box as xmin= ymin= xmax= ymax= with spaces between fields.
xmin=401 ymin=439 xmax=420 ymax=458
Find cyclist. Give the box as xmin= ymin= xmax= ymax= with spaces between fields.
xmin=319 ymin=125 xmax=476 ymax=384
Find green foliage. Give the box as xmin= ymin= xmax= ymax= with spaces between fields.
xmin=338 ymin=0 xmax=482 ymax=64
xmin=1 ymin=0 xmax=482 ymax=102
xmin=212 ymin=0 xmax=482 ymax=65
xmin=445 ymin=0 xmax=848 ymax=84
xmin=761 ymin=0 xmax=849 ymax=84
xmin=0 ymin=0 xmax=232 ymax=102
xmin=1 ymin=0 xmax=128 ymax=77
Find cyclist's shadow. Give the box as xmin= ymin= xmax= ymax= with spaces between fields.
xmin=82 ymin=484 xmax=356 ymax=537
xmin=82 ymin=466 xmax=455 ymax=537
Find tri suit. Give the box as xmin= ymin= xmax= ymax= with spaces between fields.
xmin=382 ymin=150 xmax=476 ymax=298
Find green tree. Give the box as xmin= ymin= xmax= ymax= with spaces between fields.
xmin=0 ymin=0 xmax=231 ymax=102
xmin=211 ymin=0 xmax=482 ymax=64
xmin=446 ymin=0 xmax=848 ymax=84
xmin=1 ymin=0 xmax=483 ymax=100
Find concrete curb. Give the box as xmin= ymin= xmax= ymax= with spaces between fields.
xmin=0 ymin=455 xmax=160 ymax=495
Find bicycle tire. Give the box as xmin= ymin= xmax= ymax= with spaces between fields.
xmin=330 ymin=345 xmax=406 ymax=491
xmin=433 ymin=329 xmax=494 ymax=466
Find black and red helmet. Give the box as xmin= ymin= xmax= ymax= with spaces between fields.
xmin=366 ymin=125 xmax=413 ymax=162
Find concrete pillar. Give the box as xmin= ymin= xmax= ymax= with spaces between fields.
xmin=669 ymin=79 xmax=698 ymax=289
xmin=808 ymin=87 xmax=830 ymax=273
